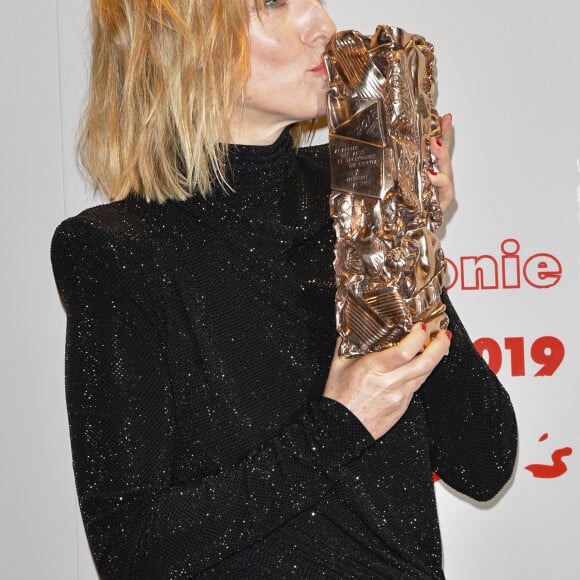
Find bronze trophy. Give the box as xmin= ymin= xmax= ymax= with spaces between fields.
xmin=324 ymin=25 xmax=448 ymax=357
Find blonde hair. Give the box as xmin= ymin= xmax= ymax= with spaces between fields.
xmin=80 ymin=0 xmax=306 ymax=203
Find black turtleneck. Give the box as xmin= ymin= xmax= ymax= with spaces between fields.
xmin=51 ymin=131 xmax=517 ymax=579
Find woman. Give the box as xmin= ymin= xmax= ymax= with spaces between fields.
xmin=51 ymin=1 xmax=517 ymax=578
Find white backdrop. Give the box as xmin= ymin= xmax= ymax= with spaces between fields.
xmin=1 ymin=1 xmax=578 ymax=578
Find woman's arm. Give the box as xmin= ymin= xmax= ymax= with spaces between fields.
xmin=52 ymin=215 xmax=375 ymax=579
xmin=420 ymin=291 xmax=518 ymax=501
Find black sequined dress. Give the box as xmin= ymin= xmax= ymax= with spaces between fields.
xmin=51 ymin=130 xmax=517 ymax=579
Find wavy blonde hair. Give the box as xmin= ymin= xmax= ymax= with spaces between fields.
xmin=80 ymin=0 xmax=307 ymax=202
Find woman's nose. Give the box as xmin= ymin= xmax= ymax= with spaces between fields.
xmin=301 ymin=0 xmax=337 ymax=47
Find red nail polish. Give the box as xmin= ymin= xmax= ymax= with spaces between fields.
xmin=436 ymin=138 xmax=443 ymax=147
xmin=428 ymin=169 xmax=438 ymax=176
xmin=445 ymin=330 xmax=452 ymax=340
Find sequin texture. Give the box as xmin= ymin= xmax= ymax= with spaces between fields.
xmin=51 ymin=131 xmax=517 ymax=579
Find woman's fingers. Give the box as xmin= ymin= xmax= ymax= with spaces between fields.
xmin=424 ymin=313 xmax=450 ymax=344
xmin=439 ymin=112 xmax=453 ymax=147
xmin=428 ymin=170 xmax=454 ymax=213
xmin=371 ymin=325 xmax=451 ymax=385
xmin=324 ymin=325 xmax=452 ymax=440
xmin=365 ymin=322 xmax=429 ymax=373
xmin=429 ymin=113 xmax=455 ymax=212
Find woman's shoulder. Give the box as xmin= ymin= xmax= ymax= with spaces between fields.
xmin=51 ymin=196 xmax=176 ymax=265
xmin=51 ymin=198 xmax=168 ymax=304
xmin=53 ymin=197 xmax=158 ymax=243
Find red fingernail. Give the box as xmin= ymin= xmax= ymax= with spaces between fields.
xmin=436 ymin=138 xmax=443 ymax=147
xmin=428 ymin=169 xmax=438 ymax=176
xmin=445 ymin=330 xmax=452 ymax=340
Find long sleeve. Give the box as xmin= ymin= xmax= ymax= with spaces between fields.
xmin=51 ymin=214 xmax=375 ymax=579
xmin=420 ymin=291 xmax=518 ymax=501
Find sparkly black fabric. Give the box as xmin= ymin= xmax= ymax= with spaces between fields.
xmin=51 ymin=131 xmax=517 ymax=579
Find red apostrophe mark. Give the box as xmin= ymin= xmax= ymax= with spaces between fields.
xmin=432 ymin=473 xmax=441 ymax=483
xmin=525 ymin=433 xmax=573 ymax=479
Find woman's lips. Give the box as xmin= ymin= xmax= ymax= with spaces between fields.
xmin=309 ymin=61 xmax=327 ymax=76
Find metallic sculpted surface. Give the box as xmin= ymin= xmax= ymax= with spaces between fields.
xmin=324 ymin=25 xmax=448 ymax=357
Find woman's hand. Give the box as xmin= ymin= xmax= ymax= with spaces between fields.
xmin=323 ymin=324 xmax=452 ymax=440
xmin=429 ymin=112 xmax=455 ymax=212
